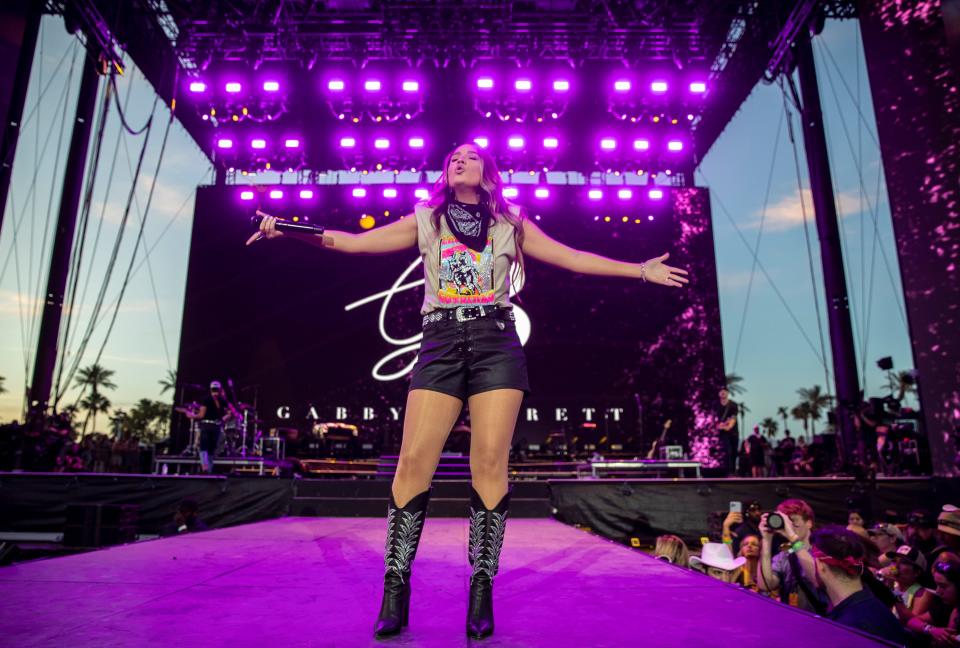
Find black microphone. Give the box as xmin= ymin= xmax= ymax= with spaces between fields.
xmin=251 ymin=212 xmax=325 ymax=236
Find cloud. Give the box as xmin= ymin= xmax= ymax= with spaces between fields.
xmin=718 ymin=270 xmax=765 ymax=292
xmin=0 ymin=289 xmax=43 ymax=316
xmin=746 ymin=188 xmax=865 ymax=231
xmin=93 ymin=173 xmax=196 ymax=227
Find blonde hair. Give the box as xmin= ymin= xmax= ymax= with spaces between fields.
xmin=654 ymin=534 xmax=690 ymax=567
xmin=424 ymin=143 xmax=526 ymax=289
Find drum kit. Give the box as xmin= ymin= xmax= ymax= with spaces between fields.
xmin=175 ymin=400 xmax=263 ymax=458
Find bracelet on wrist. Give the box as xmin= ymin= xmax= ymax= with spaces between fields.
xmin=639 ymin=262 xmax=647 ymax=282
xmin=788 ymin=540 xmax=805 ymax=554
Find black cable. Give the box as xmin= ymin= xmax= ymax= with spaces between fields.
xmin=108 ymin=73 xmax=152 ymax=135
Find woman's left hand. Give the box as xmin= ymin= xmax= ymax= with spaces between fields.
xmin=643 ymin=253 xmax=690 ymax=287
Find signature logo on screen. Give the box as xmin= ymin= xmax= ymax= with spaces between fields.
xmin=344 ymin=258 xmax=530 ymax=382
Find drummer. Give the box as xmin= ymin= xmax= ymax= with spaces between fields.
xmin=195 ymin=380 xmax=236 ymax=474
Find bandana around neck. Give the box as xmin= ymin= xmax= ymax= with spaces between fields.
xmin=445 ymin=200 xmax=491 ymax=252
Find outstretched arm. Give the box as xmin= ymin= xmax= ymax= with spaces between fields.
xmin=247 ymin=210 xmax=418 ymax=255
xmin=520 ymin=218 xmax=689 ymax=287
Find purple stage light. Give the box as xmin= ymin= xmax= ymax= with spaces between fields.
xmin=364 ymin=80 xmax=382 ymax=92
xmin=189 ymin=81 xmax=206 ymax=93
xmin=648 ymin=188 xmax=664 ymax=200
xmin=383 ymin=188 xmax=398 ymax=199
xmin=503 ymin=187 xmax=519 ymax=198
xmin=352 ymin=187 xmax=367 ymax=198
xmin=534 ymin=188 xmax=549 ymax=199
xmin=600 ymin=138 xmax=617 ymax=151
xmin=216 ymin=138 xmax=233 ymax=149
xmin=251 ymin=138 xmax=267 ymax=150
xmin=689 ymin=81 xmax=707 ymax=93
xmin=473 ymin=137 xmax=489 ymax=149
xmin=614 ymin=80 xmax=631 ymax=93
xmin=263 ymin=81 xmax=280 ymax=92
xmin=553 ymin=79 xmax=570 ymax=92
xmin=650 ymin=81 xmax=668 ymax=93
xmin=225 ymin=82 xmax=241 ymax=93
xmin=515 ymin=79 xmax=532 ymax=92
xmin=588 ymin=189 xmax=603 ymax=201
xmin=543 ymin=137 xmax=559 ymax=149
xmin=648 ymin=214 xmax=655 ymax=221
xmin=339 ymin=137 xmax=356 ymax=149
xmin=328 ymin=79 xmax=345 ymax=92
xmin=667 ymin=140 xmax=684 ymax=152
xmin=414 ymin=188 xmax=429 ymax=200
xmin=617 ymin=188 xmax=633 ymax=200
xmin=285 ymin=138 xmax=300 ymax=149
xmin=374 ymin=138 xmax=390 ymax=150
xmin=240 ymin=190 xmax=254 ymax=201
xmin=408 ymin=137 xmax=425 ymax=149
xmin=269 ymin=189 xmax=283 ymax=199
xmin=477 ymin=77 xmax=494 ymax=90
xmin=508 ymin=136 xmax=525 ymax=149
xmin=402 ymin=80 xmax=420 ymax=93
xmin=633 ymin=138 xmax=651 ymax=151
xmin=299 ymin=189 xmax=314 ymax=199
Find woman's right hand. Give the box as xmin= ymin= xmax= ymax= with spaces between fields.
xmin=246 ymin=210 xmax=284 ymax=246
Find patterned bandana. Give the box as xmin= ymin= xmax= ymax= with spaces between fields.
xmin=445 ymin=200 xmax=491 ymax=252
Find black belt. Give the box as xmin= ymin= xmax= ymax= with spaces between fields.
xmin=422 ymin=305 xmax=514 ymax=326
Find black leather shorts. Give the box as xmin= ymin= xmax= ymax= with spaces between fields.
xmin=409 ymin=316 xmax=530 ymax=401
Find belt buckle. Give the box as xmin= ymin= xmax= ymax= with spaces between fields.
xmin=456 ymin=306 xmax=480 ymax=322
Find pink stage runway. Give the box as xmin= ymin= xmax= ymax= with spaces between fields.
xmin=1 ymin=517 xmax=892 ymax=647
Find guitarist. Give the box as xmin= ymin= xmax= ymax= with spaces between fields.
xmin=646 ymin=419 xmax=673 ymax=459
xmin=717 ymin=388 xmax=740 ymax=476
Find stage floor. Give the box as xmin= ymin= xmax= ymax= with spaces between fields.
xmin=0 ymin=517 xmax=892 ymax=647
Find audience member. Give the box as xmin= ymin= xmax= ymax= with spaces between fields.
xmin=737 ymin=534 xmax=761 ymax=591
xmin=885 ymin=545 xmax=934 ymax=619
xmin=847 ymin=509 xmax=869 ymax=539
xmin=867 ymin=523 xmax=904 ymax=567
xmin=758 ymin=498 xmax=829 ymax=613
xmin=159 ymin=499 xmax=209 ymax=536
xmin=691 ymin=542 xmax=746 ymax=584
xmin=901 ymin=560 xmax=960 ymax=646
xmin=906 ymin=509 xmax=939 ymax=567
xmin=654 ymin=534 xmax=690 ymax=568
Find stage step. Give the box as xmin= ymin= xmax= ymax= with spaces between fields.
xmin=290 ymin=479 xmax=552 ymax=518
xmin=374 ymin=454 xmax=471 ymax=480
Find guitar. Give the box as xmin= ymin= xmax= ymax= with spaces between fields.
xmin=646 ymin=419 xmax=672 ymax=459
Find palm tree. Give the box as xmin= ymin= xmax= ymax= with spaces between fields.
xmin=0 ymin=375 xmax=6 ymax=394
xmin=760 ymin=417 xmax=779 ymax=438
xmin=725 ymin=373 xmax=746 ymax=397
xmin=128 ymin=399 xmax=170 ymax=444
xmin=159 ymin=369 xmax=177 ymax=397
xmin=79 ymin=391 xmax=111 ymax=436
xmin=109 ymin=409 xmax=129 ymax=438
xmin=797 ymin=385 xmax=833 ymax=437
xmin=791 ymin=402 xmax=812 ymax=441
xmin=738 ymin=401 xmax=750 ymax=433
xmin=887 ymin=370 xmax=918 ymax=404
xmin=777 ymin=406 xmax=789 ymax=434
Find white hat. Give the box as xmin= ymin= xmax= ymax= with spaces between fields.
xmin=690 ymin=543 xmax=747 ymax=571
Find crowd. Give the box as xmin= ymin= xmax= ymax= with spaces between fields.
xmin=655 ymin=500 xmax=960 ymax=646
xmin=0 ymin=416 xmax=149 ymax=473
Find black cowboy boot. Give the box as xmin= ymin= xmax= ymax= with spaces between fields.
xmin=374 ymin=488 xmax=431 ymax=638
xmin=467 ymin=486 xmax=511 ymax=639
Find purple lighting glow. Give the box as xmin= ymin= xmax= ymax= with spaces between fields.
xmin=269 ymin=190 xmax=283 ymax=199
xmin=515 ymin=79 xmax=532 ymax=91
xmin=634 ymin=139 xmax=651 ymax=151
xmin=473 ymin=137 xmax=489 ymax=148
xmin=650 ymin=81 xmax=668 ymax=93
xmin=414 ymin=188 xmax=429 ymax=200
xmin=217 ymin=138 xmax=233 ymax=149
xmin=352 ymin=187 xmax=367 ymax=198
xmin=383 ymin=188 xmax=398 ymax=199
xmin=251 ymin=139 xmax=267 ymax=150
xmin=600 ymin=138 xmax=617 ymax=151
xmin=374 ymin=138 xmax=390 ymax=150
xmin=617 ymin=188 xmax=633 ymax=200
xmin=543 ymin=137 xmax=559 ymax=149
xmin=339 ymin=137 xmax=356 ymax=149
xmin=364 ymin=80 xmax=382 ymax=92
xmin=667 ymin=140 xmax=684 ymax=152
xmin=503 ymin=187 xmax=519 ymax=198
xmin=284 ymin=139 xmax=300 ymax=149
xmin=648 ymin=188 xmax=664 ymax=200
xmin=240 ymin=190 xmax=254 ymax=201
xmin=189 ymin=81 xmax=206 ymax=93
xmin=553 ymin=80 xmax=570 ymax=92
xmin=689 ymin=81 xmax=707 ymax=93
xmin=225 ymin=82 xmax=241 ymax=93
xmin=614 ymin=80 xmax=631 ymax=93
xmin=588 ymin=189 xmax=603 ymax=201
xmin=402 ymin=80 xmax=420 ymax=92
xmin=535 ymin=188 xmax=549 ymax=199
xmin=263 ymin=81 xmax=280 ymax=92
xmin=477 ymin=77 xmax=494 ymax=90
xmin=299 ymin=189 xmax=314 ymax=199
xmin=328 ymin=79 xmax=345 ymax=91
xmin=408 ymin=137 xmax=425 ymax=149
xmin=507 ymin=136 xmax=525 ymax=149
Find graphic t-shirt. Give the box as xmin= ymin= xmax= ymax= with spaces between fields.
xmin=415 ymin=202 xmax=518 ymax=314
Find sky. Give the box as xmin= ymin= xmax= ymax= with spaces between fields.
xmin=0 ymin=17 xmax=914 ymax=436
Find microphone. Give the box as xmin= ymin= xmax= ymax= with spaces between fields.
xmin=251 ymin=211 xmax=325 ymax=236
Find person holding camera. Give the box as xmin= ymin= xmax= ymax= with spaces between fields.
xmin=757 ymin=499 xmax=829 ymax=612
